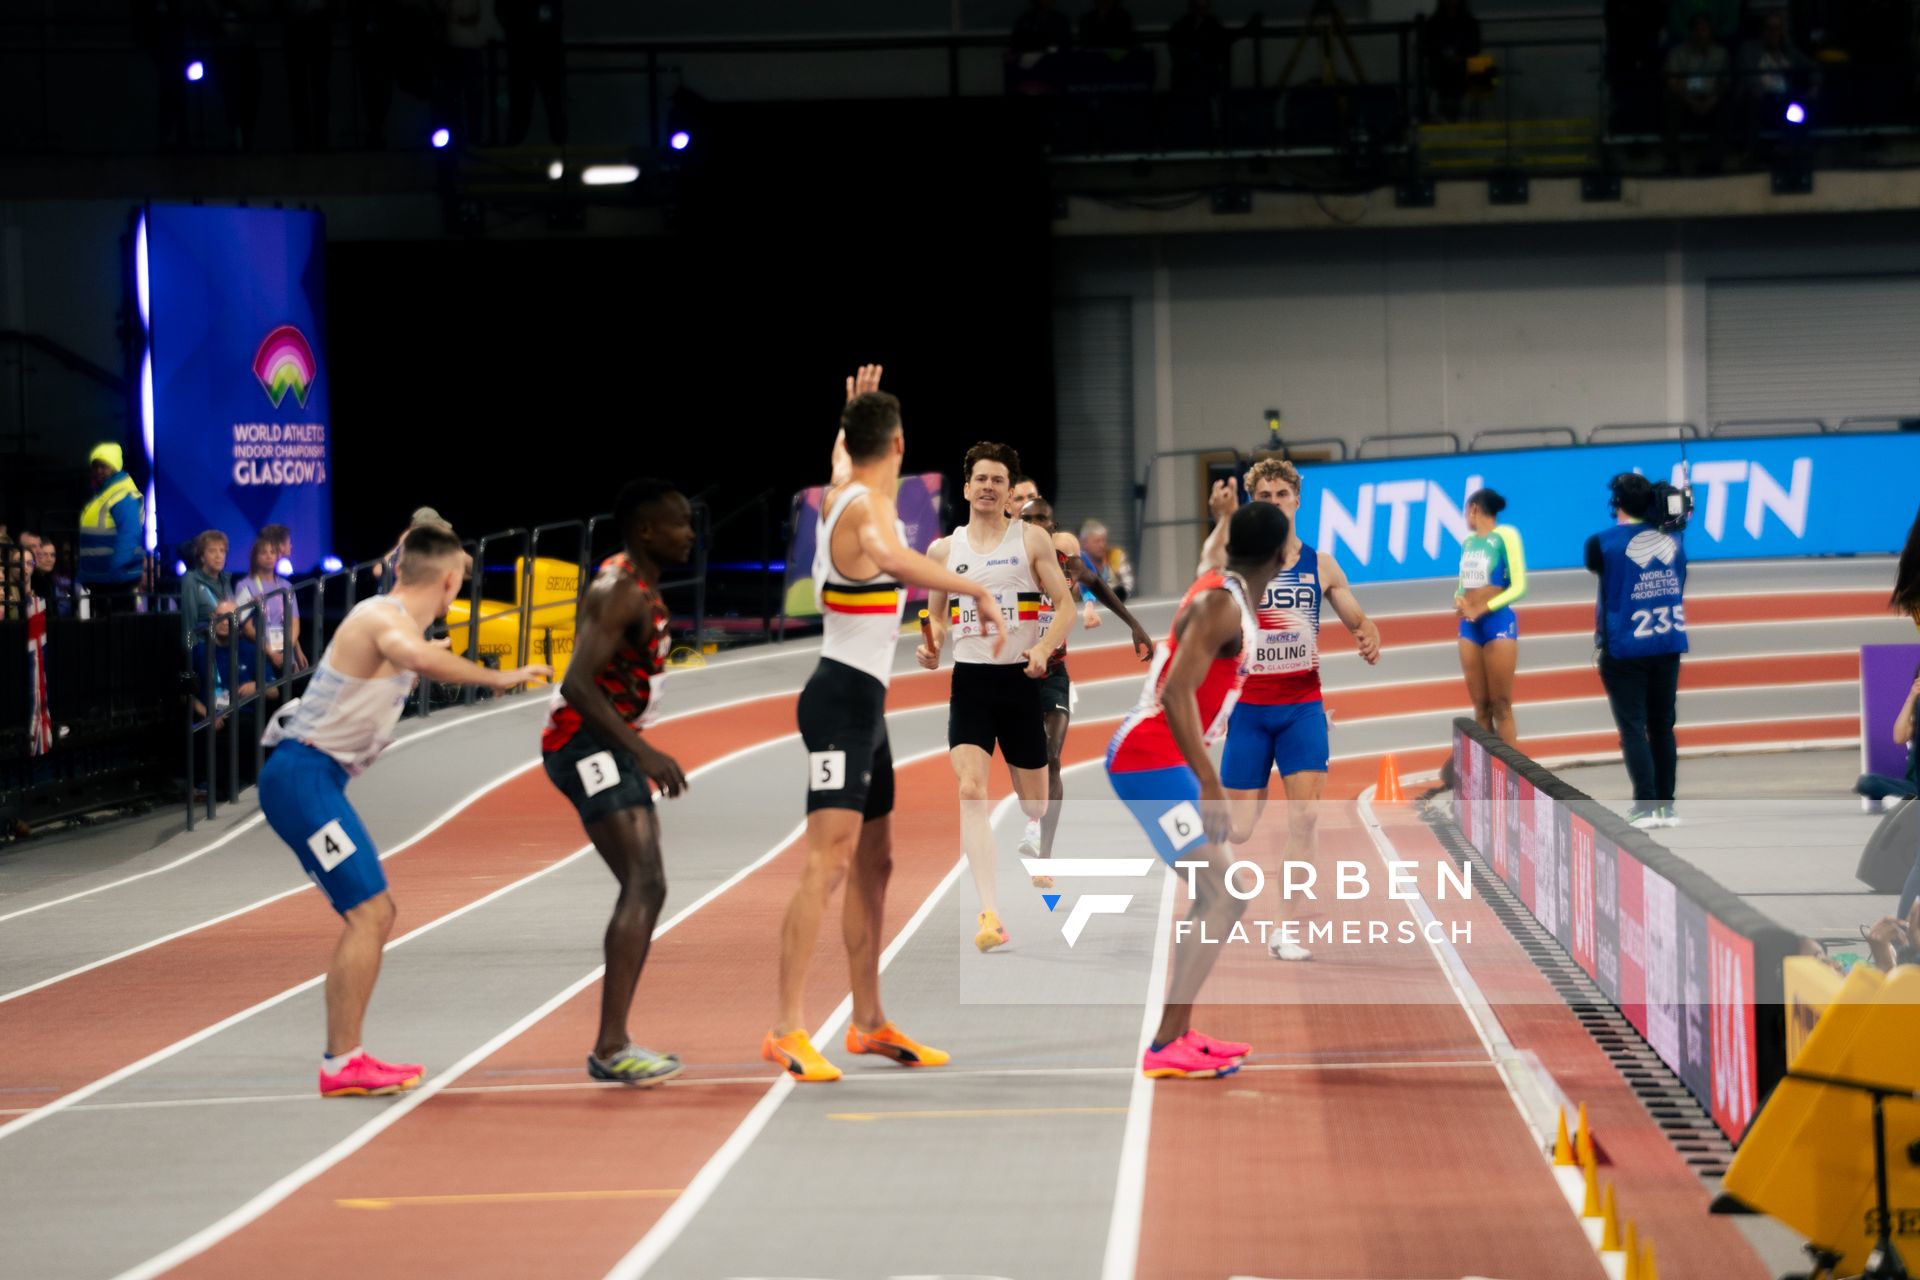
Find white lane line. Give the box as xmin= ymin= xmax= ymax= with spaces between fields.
xmin=0 ymin=1056 xmax=1501 ymax=1117
xmin=0 ymin=693 xmax=545 ymax=928
xmin=2 ymin=842 xmax=593 ymax=1149
xmin=603 ymin=787 xmax=1028 ymax=1280
xmin=0 ymin=759 xmax=539 ymax=1006
xmin=107 ymin=796 xmax=816 ymax=1280
xmin=1 ymin=695 xmax=844 ymax=1005
xmin=112 ymin=740 xmax=972 ymax=1280
xmin=1100 ymin=860 xmax=1177 ymax=1280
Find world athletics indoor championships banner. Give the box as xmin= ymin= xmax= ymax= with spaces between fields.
xmin=1295 ymin=433 xmax=1920 ymax=585
xmin=141 ymin=204 xmax=332 ymax=571
xmin=782 ymin=472 xmax=944 ymax=619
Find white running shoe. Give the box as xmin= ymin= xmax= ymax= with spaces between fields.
xmin=1017 ymin=819 xmax=1042 ymax=860
xmin=1628 ymin=807 xmax=1662 ymax=831
xmin=1268 ymin=935 xmax=1313 ymax=962
xmin=1655 ymin=805 xmax=1682 ymax=829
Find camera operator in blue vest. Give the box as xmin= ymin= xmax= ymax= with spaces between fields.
xmin=1586 ymin=471 xmax=1691 ymax=831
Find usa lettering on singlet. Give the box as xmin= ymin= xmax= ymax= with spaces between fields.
xmin=813 ymin=482 xmax=906 ymax=686
xmin=541 ymin=553 xmax=671 ymax=753
xmin=947 ymin=519 xmax=1041 ymax=665
xmin=1107 ymin=570 xmax=1259 ymax=773
xmin=1241 ymin=543 xmax=1323 ymax=705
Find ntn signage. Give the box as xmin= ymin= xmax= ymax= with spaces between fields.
xmin=1294 ymin=434 xmax=1913 ymax=583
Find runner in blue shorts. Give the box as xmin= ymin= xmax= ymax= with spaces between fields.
xmin=1200 ymin=459 xmax=1382 ymax=960
xmin=1454 ymin=487 xmax=1528 ymax=745
xmin=258 ymin=524 xmax=548 ymax=1098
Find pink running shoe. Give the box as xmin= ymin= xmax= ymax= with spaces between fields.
xmin=319 ymin=1052 xmax=424 ymax=1098
xmin=1142 ymin=1037 xmax=1239 ymax=1080
xmin=1183 ymin=1030 xmax=1251 ymax=1060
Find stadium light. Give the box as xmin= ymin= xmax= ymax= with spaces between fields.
xmin=669 ymin=130 xmax=691 ymax=152
xmin=1784 ymin=101 xmax=1806 ymax=126
xmin=321 ymin=555 xmax=344 ymax=573
xmin=185 ymin=61 xmax=204 ymax=83
xmin=547 ymin=159 xmax=564 ymax=181
xmin=581 ymin=164 xmax=641 ymax=186
xmin=430 ymin=127 xmax=451 ymax=149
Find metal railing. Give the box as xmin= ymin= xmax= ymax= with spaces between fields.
xmin=1709 ymin=417 xmax=1829 ymax=437
xmin=1357 ymin=430 xmax=1462 ymax=457
xmin=1835 ymin=415 xmax=1914 ymax=433
xmin=1469 ymin=425 xmax=1578 ymax=451
xmin=1587 ymin=421 xmax=1700 ymax=444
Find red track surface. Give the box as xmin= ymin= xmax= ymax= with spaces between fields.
xmin=170 ymin=723 xmax=1120 ymax=1279
xmin=9 ymin=590 xmax=1879 ymax=1275
xmin=1138 ymin=810 xmax=1773 ymax=1279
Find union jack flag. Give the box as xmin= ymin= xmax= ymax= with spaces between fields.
xmin=25 ymin=592 xmax=51 ymax=755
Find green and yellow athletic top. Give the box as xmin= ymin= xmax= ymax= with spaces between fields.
xmin=1456 ymin=525 xmax=1528 ymax=613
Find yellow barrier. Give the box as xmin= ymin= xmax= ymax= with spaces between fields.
xmin=1723 ymin=963 xmax=1920 ymax=1273
xmin=443 ymin=599 xmax=572 ymax=684
xmin=517 ymin=557 xmax=581 ymax=611
xmin=1785 ymin=955 xmax=1846 ymax=1064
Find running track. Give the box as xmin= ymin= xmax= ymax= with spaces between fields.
xmin=0 ymin=560 xmax=1905 ymax=1279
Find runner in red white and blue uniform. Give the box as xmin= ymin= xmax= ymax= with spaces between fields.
xmin=1199 ymin=457 xmax=1382 ymax=961
xmin=1106 ymin=502 xmax=1292 ymax=1080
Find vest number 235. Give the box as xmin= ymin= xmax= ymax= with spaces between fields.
xmin=1630 ymin=604 xmax=1687 ymax=638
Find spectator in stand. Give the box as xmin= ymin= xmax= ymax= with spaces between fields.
xmin=1011 ymin=0 xmax=1073 ymax=55
xmin=1737 ymin=10 xmax=1818 ymax=151
xmin=235 ymin=531 xmax=307 ymax=686
xmin=1169 ymin=0 xmax=1233 ymax=95
xmin=1862 ymin=900 xmax=1919 ymax=971
xmin=132 ymin=0 xmax=191 ymax=151
xmin=284 ymin=0 xmax=335 ymax=150
xmin=345 ymin=0 xmax=398 ymax=147
xmin=1605 ymin=0 xmax=1672 ymax=132
xmin=212 ymin=0 xmax=264 ymax=151
xmin=190 ymin=599 xmax=261 ymax=800
xmin=30 ymin=536 xmax=76 ymax=616
xmin=0 ymin=529 xmax=21 ymax=621
xmin=435 ymin=0 xmax=499 ymax=145
xmin=1080 ymin=0 xmax=1137 ymax=50
xmin=1664 ymin=13 xmax=1733 ymax=171
xmin=180 ymin=530 xmax=234 ymax=651
xmin=260 ymin=521 xmax=293 ymax=571
xmin=1078 ymin=519 xmax=1134 ymax=601
xmin=16 ymin=530 xmax=45 ymax=605
xmin=373 ymin=506 xmax=459 ymax=592
xmin=1421 ymin=0 xmax=1483 ymax=122
xmin=78 ymin=442 xmax=146 ymax=612
xmin=500 ymin=0 xmax=567 ymax=145
xmin=1889 ymin=663 xmax=1920 ymax=920
xmin=1667 ymin=0 xmax=1739 ymax=44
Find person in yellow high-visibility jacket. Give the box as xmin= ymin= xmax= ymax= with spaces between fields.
xmin=78 ymin=442 xmax=145 ymax=612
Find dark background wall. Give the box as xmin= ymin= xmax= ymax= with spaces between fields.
xmin=328 ymin=97 xmax=1055 ymax=562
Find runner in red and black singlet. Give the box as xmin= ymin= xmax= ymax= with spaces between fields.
xmin=541 ymin=478 xmax=696 ymax=1087
xmin=541 ymin=553 xmax=671 ymax=755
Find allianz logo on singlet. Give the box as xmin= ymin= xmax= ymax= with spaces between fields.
xmin=984 ymin=556 xmax=1018 ymax=567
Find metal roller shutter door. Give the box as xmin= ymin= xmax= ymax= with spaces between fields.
xmin=1706 ymin=275 xmax=1920 ymax=425
xmin=1051 ymin=297 xmax=1136 ymax=555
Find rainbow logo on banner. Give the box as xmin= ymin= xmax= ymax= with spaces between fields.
xmin=252 ymin=325 xmax=318 ymax=408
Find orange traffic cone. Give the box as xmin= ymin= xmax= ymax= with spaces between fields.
xmin=1375 ymin=754 xmax=1405 ymax=803
xmin=1581 ymin=1147 xmax=1602 ymax=1218
xmin=1576 ymin=1101 xmax=1595 ymax=1166
xmin=1623 ymin=1221 xmax=1641 ymax=1280
xmin=1640 ymin=1238 xmax=1659 ymax=1280
xmin=1552 ymin=1108 xmax=1575 ymax=1166
xmin=1600 ymin=1183 xmax=1622 ymax=1251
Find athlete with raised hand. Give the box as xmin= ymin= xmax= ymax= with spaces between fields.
xmin=1201 ymin=459 xmax=1381 ymax=961
xmin=1107 ymin=502 xmax=1293 ymax=1078
xmin=765 ymin=365 xmax=1010 ymax=1083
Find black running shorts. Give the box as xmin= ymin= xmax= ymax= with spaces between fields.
xmin=544 ymin=724 xmax=654 ymax=827
xmin=1038 ymin=665 xmax=1072 ymax=718
xmin=948 ymin=661 xmax=1049 ymax=771
xmin=799 ymin=658 xmax=895 ymax=819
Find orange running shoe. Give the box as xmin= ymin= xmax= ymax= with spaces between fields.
xmin=761 ymin=1030 xmax=841 ymax=1083
xmin=975 ymin=910 xmax=1009 ymax=952
xmin=844 ymin=1021 xmax=951 ymax=1068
